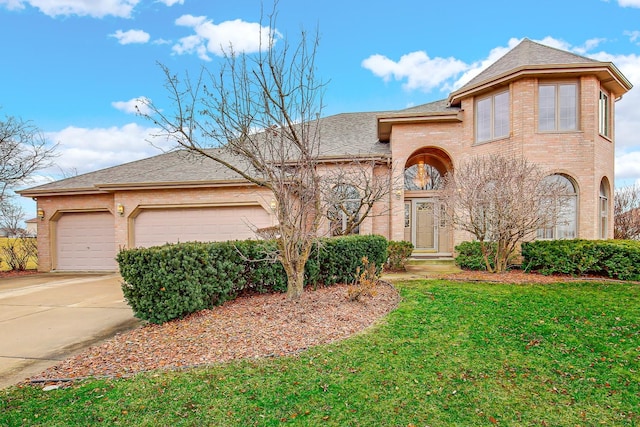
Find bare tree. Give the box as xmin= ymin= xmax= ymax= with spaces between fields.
xmin=614 ymin=184 xmax=640 ymax=240
xmin=139 ymin=9 xmax=335 ymax=299
xmin=440 ymin=154 xmax=570 ymax=273
xmin=322 ymin=159 xmax=392 ymax=236
xmin=0 ymin=202 xmax=26 ymax=237
xmin=0 ymin=113 xmax=57 ymax=203
xmin=0 ymin=202 xmax=37 ymax=271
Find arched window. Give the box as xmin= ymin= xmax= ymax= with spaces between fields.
xmin=599 ymin=178 xmax=610 ymax=239
xmin=537 ymin=174 xmax=578 ymax=239
xmin=404 ymin=161 xmax=442 ymax=191
xmin=328 ymin=184 xmax=360 ymax=236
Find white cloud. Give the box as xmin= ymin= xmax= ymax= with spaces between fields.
xmin=45 ymin=123 xmax=172 ymax=175
xmin=0 ymin=0 xmax=25 ymax=10
xmin=110 ymin=29 xmax=150 ymax=45
xmin=158 ymin=0 xmax=182 ymax=5
xmin=2 ymin=0 xmax=140 ymax=18
xmin=573 ymin=38 xmax=607 ymax=55
xmin=616 ymin=151 xmax=640 ymax=181
xmin=618 ymin=0 xmax=640 ymax=7
xmin=111 ymin=97 xmax=152 ymax=115
xmin=625 ymin=30 xmax=640 ymax=44
xmin=172 ymin=15 xmax=279 ymax=61
xmin=361 ymin=51 xmax=467 ymax=93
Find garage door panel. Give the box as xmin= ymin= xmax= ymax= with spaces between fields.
xmin=134 ymin=206 xmax=271 ymax=248
xmin=56 ymin=212 xmax=116 ymax=271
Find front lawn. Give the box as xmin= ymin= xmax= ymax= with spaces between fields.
xmin=2 ymin=280 xmax=638 ymax=426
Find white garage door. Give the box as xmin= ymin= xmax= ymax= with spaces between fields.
xmin=56 ymin=211 xmax=117 ymax=271
xmin=134 ymin=206 xmax=272 ymax=248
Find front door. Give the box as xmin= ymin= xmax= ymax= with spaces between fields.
xmin=406 ymin=199 xmax=438 ymax=251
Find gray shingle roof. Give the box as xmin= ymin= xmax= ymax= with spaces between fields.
xmin=20 ymin=111 xmax=391 ymax=195
xmin=397 ymin=99 xmax=459 ymax=114
xmin=461 ymin=38 xmax=598 ymax=90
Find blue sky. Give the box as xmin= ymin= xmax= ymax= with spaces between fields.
xmin=2 ymin=0 xmax=640 ymax=218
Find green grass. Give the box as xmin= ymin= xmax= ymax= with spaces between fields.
xmin=2 ymin=280 xmax=639 ymax=426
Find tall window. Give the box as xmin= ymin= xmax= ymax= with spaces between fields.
xmin=537 ymin=174 xmax=578 ymax=239
xmin=476 ymin=90 xmax=510 ymax=143
xmin=328 ymin=184 xmax=360 ymax=236
xmin=539 ymin=83 xmax=578 ymax=131
xmin=599 ymin=90 xmax=610 ymax=137
xmin=599 ymin=179 xmax=610 ymax=239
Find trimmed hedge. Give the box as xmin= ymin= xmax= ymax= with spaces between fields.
xmin=454 ymin=241 xmax=497 ymax=271
xmin=522 ymin=239 xmax=640 ymax=281
xmin=118 ymin=235 xmax=388 ymax=324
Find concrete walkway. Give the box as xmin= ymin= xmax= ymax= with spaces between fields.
xmin=0 ymin=273 xmax=140 ymax=389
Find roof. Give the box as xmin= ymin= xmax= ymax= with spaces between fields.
xmin=376 ymin=99 xmax=463 ymax=142
xmin=19 ymin=111 xmax=391 ymax=196
xmin=449 ymin=38 xmax=632 ymax=105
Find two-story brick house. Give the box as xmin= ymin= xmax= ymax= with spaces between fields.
xmin=20 ymin=39 xmax=632 ymax=272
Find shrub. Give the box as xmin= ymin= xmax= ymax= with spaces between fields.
xmin=522 ymin=239 xmax=640 ymax=280
xmin=1 ymin=236 xmax=37 ymax=271
xmin=118 ymin=242 xmax=244 ymax=324
xmin=346 ymin=256 xmax=379 ymax=301
xmin=385 ymin=240 xmax=414 ymax=271
xmin=454 ymin=241 xmax=497 ymax=271
xmin=310 ymin=234 xmax=388 ymax=286
xmin=118 ymin=234 xmax=389 ymax=324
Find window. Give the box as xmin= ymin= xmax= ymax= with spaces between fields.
xmin=538 ymin=83 xmax=578 ymax=131
xmin=599 ymin=90 xmax=610 ymax=137
xmin=404 ymin=161 xmax=442 ymax=190
xmin=537 ymin=175 xmax=577 ymax=239
xmin=328 ymin=184 xmax=360 ymax=236
xmin=476 ymin=90 xmax=510 ymax=143
xmin=599 ymin=179 xmax=610 ymax=239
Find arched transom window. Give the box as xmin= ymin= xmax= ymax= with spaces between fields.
xmin=404 ymin=161 xmax=442 ymax=191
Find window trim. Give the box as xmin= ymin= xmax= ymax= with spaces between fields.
xmin=475 ymin=89 xmax=510 ymax=144
xmin=537 ymin=81 xmax=580 ymax=133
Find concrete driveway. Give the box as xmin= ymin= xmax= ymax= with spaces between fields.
xmin=0 ymin=273 xmax=140 ymax=389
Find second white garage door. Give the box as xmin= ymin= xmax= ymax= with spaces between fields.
xmin=133 ymin=206 xmax=272 ymax=248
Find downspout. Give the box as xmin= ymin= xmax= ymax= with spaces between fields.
xmin=387 ymin=155 xmax=393 ymax=241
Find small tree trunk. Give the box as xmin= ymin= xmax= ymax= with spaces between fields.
xmin=284 ymin=263 xmax=305 ymax=300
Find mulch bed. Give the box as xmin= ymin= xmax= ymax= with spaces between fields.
xmin=29 ymin=282 xmax=401 ymax=384
xmin=0 ymin=270 xmax=38 ymax=279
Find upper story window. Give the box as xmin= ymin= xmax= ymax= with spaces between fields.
xmin=538 ymin=82 xmax=578 ymax=132
xmin=599 ymin=90 xmax=610 ymax=138
xmin=476 ymin=90 xmax=510 ymax=143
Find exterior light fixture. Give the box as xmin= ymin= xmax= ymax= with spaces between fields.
xmin=37 ymin=208 xmax=45 ymax=220
xmin=116 ymin=203 xmax=125 ymax=216
xmin=395 ymin=189 xmax=402 ymax=199
xmin=270 ymin=199 xmax=277 ymax=210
